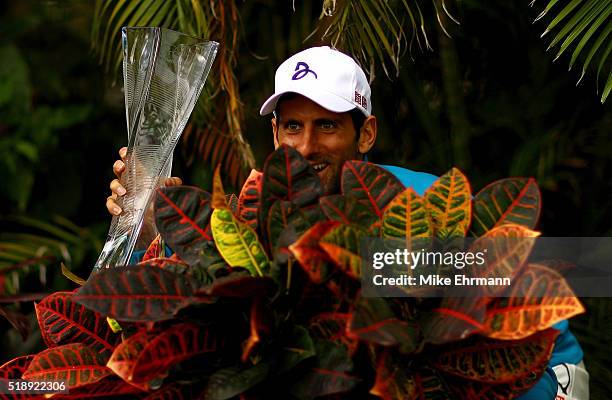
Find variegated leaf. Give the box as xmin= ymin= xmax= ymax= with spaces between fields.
xmin=23 ymin=343 xmax=111 ymax=389
xmin=237 ymin=169 xmax=262 ymax=229
xmin=259 ymin=145 xmax=322 ymax=243
xmin=382 ymin=187 xmax=432 ymax=249
xmin=319 ymin=194 xmax=378 ymax=227
xmin=154 ymin=185 xmax=213 ymax=264
xmin=431 ymin=328 xmax=559 ymax=383
xmin=35 ymin=291 xmax=120 ymax=357
xmin=289 ymin=221 xmax=340 ymax=283
xmin=211 ymin=208 xmax=269 ymax=277
xmin=341 ymin=160 xmax=404 ymax=218
xmin=470 ymin=178 xmax=541 ymax=237
xmin=74 ymin=264 xmax=196 ymax=322
xmin=483 ymin=263 xmax=585 ymax=340
xmin=319 ymin=224 xmax=367 ymax=279
xmin=467 ymin=224 xmax=540 ymax=296
xmin=425 ymin=167 xmax=471 ymax=238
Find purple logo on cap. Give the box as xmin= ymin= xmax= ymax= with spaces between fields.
xmin=292 ymin=62 xmax=317 ymax=80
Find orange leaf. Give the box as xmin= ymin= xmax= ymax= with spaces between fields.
xmin=467 ymin=224 xmax=540 ymax=296
xmin=483 ymin=263 xmax=585 ymax=340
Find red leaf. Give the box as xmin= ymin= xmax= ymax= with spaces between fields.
xmin=289 ymin=221 xmax=340 ymax=283
xmin=431 ymin=328 xmax=559 ymax=383
xmin=259 ymin=145 xmax=322 ymax=243
xmin=348 ymin=297 xmax=421 ymax=354
xmin=421 ymin=297 xmax=487 ymax=345
xmin=341 ymin=161 xmax=404 ymax=218
xmin=35 ymin=291 xmax=120 ymax=357
xmin=238 ymin=169 xmax=262 ymax=228
xmin=198 ymin=274 xmax=275 ymax=298
xmin=309 ymin=313 xmax=357 ymax=355
xmin=74 ymin=264 xmax=197 ymax=322
xmin=0 ymin=356 xmax=37 ymax=400
xmin=319 ymin=194 xmax=378 ymax=227
xmin=106 ymin=330 xmax=153 ymax=390
xmin=49 ymin=376 xmax=144 ymax=399
xmin=371 ymin=353 xmax=451 ymax=400
xmin=22 ymin=343 xmax=111 ymax=389
xmin=108 ymin=324 xmax=221 ymax=386
xmin=142 ymin=234 xmax=164 ymax=261
xmin=130 ymin=323 xmax=221 ymax=383
xmin=154 ymin=185 xmax=212 ymax=264
xmin=0 ymin=355 xmax=34 ymax=378
xmin=242 ymin=297 xmax=269 ymax=362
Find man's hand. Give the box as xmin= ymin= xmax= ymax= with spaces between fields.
xmin=106 ymin=147 xmax=183 ymax=216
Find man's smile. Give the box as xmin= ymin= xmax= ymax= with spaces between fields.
xmin=311 ymin=162 xmax=329 ymax=173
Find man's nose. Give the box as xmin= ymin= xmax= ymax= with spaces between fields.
xmin=296 ymin=125 xmax=318 ymax=159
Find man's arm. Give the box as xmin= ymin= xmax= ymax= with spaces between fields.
xmin=518 ymin=320 xmax=589 ymax=400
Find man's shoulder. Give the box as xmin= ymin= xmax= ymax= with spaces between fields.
xmin=376 ymin=164 xmax=438 ymax=196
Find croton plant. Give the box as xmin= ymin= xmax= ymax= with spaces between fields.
xmin=0 ymin=145 xmax=585 ymax=399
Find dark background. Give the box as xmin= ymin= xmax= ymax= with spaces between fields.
xmin=0 ymin=0 xmax=610 ymax=397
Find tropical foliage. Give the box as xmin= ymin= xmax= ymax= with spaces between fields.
xmin=531 ymin=0 xmax=612 ymax=103
xmin=0 ymin=146 xmax=585 ymax=399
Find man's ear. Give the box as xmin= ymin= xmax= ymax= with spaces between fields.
xmin=358 ymin=115 xmax=377 ymax=154
xmin=271 ymin=117 xmax=280 ymax=148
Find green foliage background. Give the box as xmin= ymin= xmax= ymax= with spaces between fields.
xmin=0 ymin=0 xmax=610 ymax=397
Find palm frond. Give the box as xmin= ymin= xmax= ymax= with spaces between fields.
xmin=309 ymin=0 xmax=459 ymax=80
xmin=91 ymin=0 xmax=255 ymax=187
xmin=532 ymin=0 xmax=612 ymax=103
xmin=0 ymin=215 xmax=99 ymax=294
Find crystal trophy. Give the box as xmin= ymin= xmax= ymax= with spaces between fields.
xmin=92 ymin=27 xmax=218 ymax=272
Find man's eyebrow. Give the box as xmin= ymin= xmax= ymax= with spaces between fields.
xmin=314 ymin=117 xmax=341 ymax=125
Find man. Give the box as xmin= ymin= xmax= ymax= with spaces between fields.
xmin=106 ymin=46 xmax=588 ymax=399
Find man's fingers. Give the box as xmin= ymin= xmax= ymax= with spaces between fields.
xmin=113 ymin=159 xmax=125 ymax=178
xmin=119 ymin=146 xmax=127 ymax=161
xmin=164 ymin=177 xmax=183 ymax=186
xmin=106 ymin=194 xmax=122 ymax=216
xmin=110 ymin=179 xmax=126 ymax=196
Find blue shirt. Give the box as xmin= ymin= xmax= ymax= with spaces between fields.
xmin=382 ymin=164 xmax=583 ymax=400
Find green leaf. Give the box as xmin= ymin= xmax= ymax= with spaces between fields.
xmin=211 ymin=208 xmax=269 ymax=277
xmin=277 ymin=325 xmax=316 ymax=374
xmin=203 ymin=363 xmax=270 ymax=400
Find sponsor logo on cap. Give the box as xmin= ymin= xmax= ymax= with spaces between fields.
xmin=354 ymin=91 xmax=367 ymax=109
xmin=292 ymin=62 xmax=318 ymax=80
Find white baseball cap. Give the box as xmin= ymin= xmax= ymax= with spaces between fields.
xmin=259 ymin=46 xmax=372 ymax=117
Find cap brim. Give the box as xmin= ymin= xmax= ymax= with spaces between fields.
xmin=259 ymin=88 xmax=358 ymax=116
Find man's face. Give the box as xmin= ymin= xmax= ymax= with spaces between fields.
xmin=272 ymin=95 xmax=361 ymax=195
